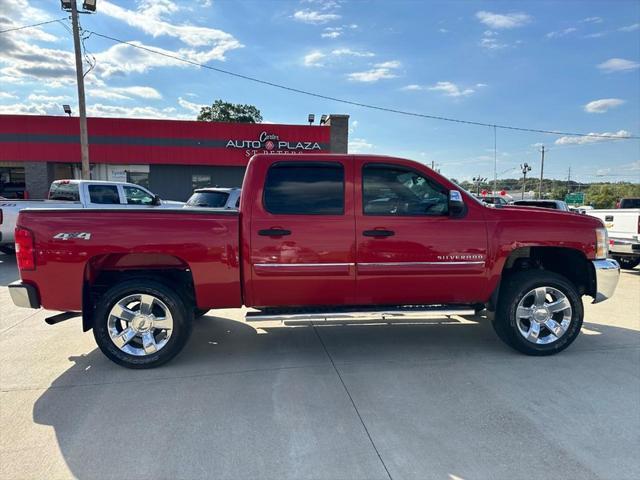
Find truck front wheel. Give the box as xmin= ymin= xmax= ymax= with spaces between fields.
xmin=93 ymin=279 xmax=193 ymax=368
xmin=493 ymin=271 xmax=583 ymax=355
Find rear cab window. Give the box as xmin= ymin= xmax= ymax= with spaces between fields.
xmin=48 ymin=182 xmax=80 ymax=201
xmin=263 ymin=162 xmax=344 ymax=215
xmin=88 ymin=184 xmax=121 ymax=205
xmin=187 ymin=191 xmax=230 ymax=208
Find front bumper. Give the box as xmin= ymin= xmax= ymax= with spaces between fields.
xmin=8 ymin=281 xmax=41 ymax=309
xmin=591 ymin=259 xmax=620 ymax=303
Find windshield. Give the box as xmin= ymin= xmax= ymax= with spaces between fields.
xmin=186 ymin=191 xmax=229 ymax=208
xmin=620 ymin=198 xmax=640 ymax=208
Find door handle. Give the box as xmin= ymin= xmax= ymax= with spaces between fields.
xmin=363 ymin=229 xmax=395 ymax=237
xmin=258 ymin=228 xmax=292 ymax=237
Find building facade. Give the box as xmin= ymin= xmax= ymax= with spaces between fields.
xmin=0 ymin=114 xmax=349 ymax=200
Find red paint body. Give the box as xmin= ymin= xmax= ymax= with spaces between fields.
xmin=16 ymin=154 xmax=602 ymax=312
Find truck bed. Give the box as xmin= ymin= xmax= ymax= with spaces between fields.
xmin=17 ymin=208 xmax=242 ymax=311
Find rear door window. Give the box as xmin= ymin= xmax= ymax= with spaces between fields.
xmin=263 ymin=162 xmax=344 ymax=215
xmin=88 ymin=185 xmax=121 ymax=204
xmin=48 ymin=182 xmax=80 ymax=201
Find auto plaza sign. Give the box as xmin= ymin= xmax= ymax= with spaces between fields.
xmin=226 ymin=131 xmax=323 ymax=157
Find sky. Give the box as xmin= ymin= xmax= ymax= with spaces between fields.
xmin=0 ymin=0 xmax=639 ymax=184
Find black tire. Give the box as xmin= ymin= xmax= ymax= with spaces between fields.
xmin=93 ymin=279 xmax=193 ymax=369
xmin=194 ymin=308 xmax=209 ymax=319
xmin=614 ymin=256 xmax=640 ymax=270
xmin=493 ymin=270 xmax=583 ymax=356
xmin=0 ymin=245 xmax=15 ymax=255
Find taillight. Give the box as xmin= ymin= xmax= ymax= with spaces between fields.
xmin=637 ymin=216 xmax=640 ymax=235
xmin=0 ymin=209 xmax=3 ymax=224
xmin=15 ymin=227 xmax=35 ymax=271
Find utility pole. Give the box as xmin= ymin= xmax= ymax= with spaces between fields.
xmin=67 ymin=0 xmax=92 ymax=179
xmin=520 ymin=163 xmax=532 ymax=200
xmin=567 ymin=166 xmax=571 ymax=193
xmin=538 ymin=145 xmax=545 ymax=199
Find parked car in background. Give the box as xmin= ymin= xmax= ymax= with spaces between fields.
xmin=512 ymin=200 xmax=570 ymax=211
xmin=184 ymin=187 xmax=241 ymax=210
xmin=617 ymin=198 xmax=640 ymax=209
xmin=0 ymin=180 xmax=182 ymax=253
xmin=479 ymin=195 xmax=509 ymax=207
xmin=9 ymin=154 xmax=619 ymax=368
xmin=587 ymin=208 xmax=640 ymax=270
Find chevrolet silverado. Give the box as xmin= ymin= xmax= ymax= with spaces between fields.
xmin=9 ymin=154 xmax=620 ymax=368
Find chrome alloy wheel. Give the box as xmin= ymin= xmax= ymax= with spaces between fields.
xmin=515 ymin=286 xmax=572 ymax=345
xmin=107 ymin=294 xmax=174 ymax=356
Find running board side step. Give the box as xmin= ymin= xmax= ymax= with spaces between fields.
xmin=246 ymin=306 xmax=475 ymax=326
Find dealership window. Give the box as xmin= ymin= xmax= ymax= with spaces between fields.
xmin=363 ymin=164 xmax=448 ymax=216
xmin=192 ymin=174 xmax=212 ymax=190
xmin=0 ymin=166 xmax=25 ymax=198
xmin=127 ymin=171 xmax=150 ymax=189
xmin=263 ymin=162 xmax=344 ymax=215
xmin=124 ymin=186 xmax=154 ymax=205
xmin=88 ymin=185 xmax=121 ymax=204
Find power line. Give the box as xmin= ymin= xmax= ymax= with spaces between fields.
xmin=86 ymin=30 xmax=640 ymax=141
xmin=0 ymin=18 xmax=67 ymax=34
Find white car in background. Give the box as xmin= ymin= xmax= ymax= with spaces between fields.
xmin=587 ymin=208 xmax=640 ymax=270
xmin=184 ymin=187 xmax=241 ymax=210
xmin=0 ymin=180 xmax=183 ymax=254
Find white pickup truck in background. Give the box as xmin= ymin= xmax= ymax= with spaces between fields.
xmin=0 ymin=179 xmax=182 ymax=253
xmin=587 ymin=208 xmax=640 ymax=269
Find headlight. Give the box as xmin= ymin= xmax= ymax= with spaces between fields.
xmin=595 ymin=227 xmax=609 ymax=259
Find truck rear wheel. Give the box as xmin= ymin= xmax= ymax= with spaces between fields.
xmin=93 ymin=279 xmax=193 ymax=368
xmin=493 ymin=271 xmax=583 ymax=356
xmin=0 ymin=245 xmax=15 ymax=255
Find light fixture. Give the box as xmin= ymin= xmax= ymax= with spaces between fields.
xmin=320 ymin=114 xmax=327 ymax=125
xmin=62 ymin=104 xmax=72 ymax=116
xmin=82 ymin=0 xmax=96 ymax=12
xmin=60 ymin=0 xmax=72 ymax=10
xmin=308 ymin=114 xmax=315 ymax=125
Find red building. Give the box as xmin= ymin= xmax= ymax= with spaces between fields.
xmin=0 ymin=114 xmax=349 ymax=200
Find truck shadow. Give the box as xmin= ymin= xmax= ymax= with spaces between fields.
xmin=30 ymin=312 xmax=640 ymax=480
xmin=0 ymin=252 xmax=17 ymax=287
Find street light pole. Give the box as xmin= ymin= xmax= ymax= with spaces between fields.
xmin=520 ymin=163 xmax=532 ymax=200
xmin=70 ymin=1 xmax=90 ymax=179
xmin=538 ymin=145 xmax=545 ymax=199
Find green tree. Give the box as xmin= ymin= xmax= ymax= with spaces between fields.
xmin=197 ymin=99 xmax=263 ymax=123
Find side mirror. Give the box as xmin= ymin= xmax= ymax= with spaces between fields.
xmin=152 ymin=195 xmax=162 ymax=206
xmin=449 ymin=190 xmax=465 ymax=217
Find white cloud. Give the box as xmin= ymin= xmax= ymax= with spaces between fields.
xmin=619 ymin=23 xmax=639 ymax=32
xmin=88 ymin=85 xmax=163 ymax=101
xmin=402 ymin=84 xmax=423 ymax=91
xmin=546 ymin=27 xmax=577 ymax=38
xmin=0 ymin=92 xmax=18 ymax=100
xmin=322 ymin=29 xmax=341 ymax=38
xmin=581 ymin=17 xmax=603 ymax=24
xmin=349 ymin=137 xmax=373 ymax=152
xmin=476 ymin=11 xmax=532 ymax=29
xmin=439 ymin=28 xmax=448 ymax=33
xmin=27 ymin=94 xmax=71 ymax=102
xmin=479 ymin=30 xmax=508 ymax=49
xmin=597 ymin=58 xmax=640 ymax=73
xmin=428 ymin=81 xmax=475 ymax=97
xmin=86 ymin=103 xmax=190 ymax=120
xmin=303 ymin=51 xmax=326 ymax=67
xmin=331 ymin=48 xmax=374 ymax=57
xmin=555 ymin=130 xmax=631 ymax=145
xmin=583 ymin=98 xmax=625 ymax=113
xmin=292 ymin=10 xmax=340 ymax=24
xmin=178 ymin=96 xmax=202 ymax=114
xmin=347 ymin=61 xmax=401 ymax=82
xmin=584 ymin=31 xmax=606 ymax=38
xmin=0 ymin=101 xmax=62 ymax=115
xmin=100 ymin=1 xmax=242 ymax=54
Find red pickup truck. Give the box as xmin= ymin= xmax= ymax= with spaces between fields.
xmin=9 ymin=154 xmax=620 ymax=368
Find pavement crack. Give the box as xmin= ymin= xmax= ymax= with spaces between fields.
xmin=313 ymin=325 xmax=393 ymax=480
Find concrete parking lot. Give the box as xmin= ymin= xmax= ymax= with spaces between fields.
xmin=1 ymin=252 xmax=638 ymax=480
